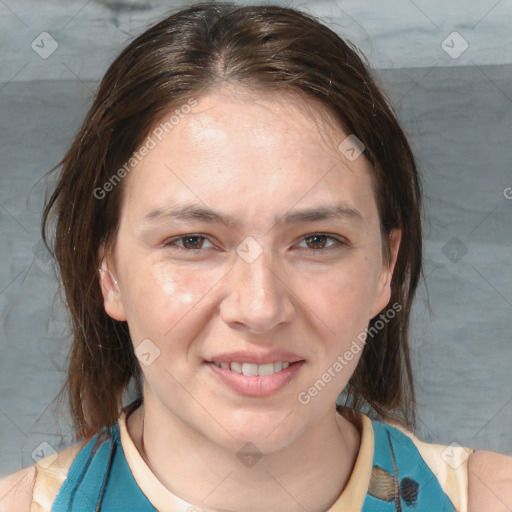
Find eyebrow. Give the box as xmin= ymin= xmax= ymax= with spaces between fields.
xmin=142 ymin=201 xmax=364 ymax=228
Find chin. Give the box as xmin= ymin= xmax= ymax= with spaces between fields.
xmin=206 ymin=412 xmax=303 ymax=454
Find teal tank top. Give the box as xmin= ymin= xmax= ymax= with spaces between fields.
xmin=51 ymin=419 xmax=459 ymax=511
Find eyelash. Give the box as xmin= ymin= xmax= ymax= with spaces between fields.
xmin=162 ymin=233 xmax=348 ymax=255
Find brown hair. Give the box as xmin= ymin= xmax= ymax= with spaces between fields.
xmin=42 ymin=0 xmax=423 ymax=442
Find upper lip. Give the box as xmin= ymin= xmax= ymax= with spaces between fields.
xmin=207 ymin=351 xmax=305 ymax=365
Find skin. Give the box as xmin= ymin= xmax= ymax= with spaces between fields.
xmin=97 ymin=85 xmax=401 ymax=512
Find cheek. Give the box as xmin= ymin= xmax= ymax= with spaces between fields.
xmin=151 ymin=261 xmax=200 ymax=306
xmin=298 ymin=259 xmax=379 ymax=376
xmin=307 ymin=261 xmax=377 ymax=325
xmin=122 ymin=258 xmax=221 ymax=339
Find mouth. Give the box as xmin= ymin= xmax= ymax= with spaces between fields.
xmin=205 ymin=359 xmax=305 ymax=397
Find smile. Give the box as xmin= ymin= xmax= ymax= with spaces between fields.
xmin=211 ymin=361 xmax=292 ymax=376
xmin=206 ymin=360 xmax=305 ymax=397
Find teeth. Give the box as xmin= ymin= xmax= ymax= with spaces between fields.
xmin=257 ymin=363 xmax=274 ymax=376
xmin=242 ymin=363 xmax=259 ymax=376
xmin=231 ymin=362 xmax=242 ymax=373
xmin=212 ymin=361 xmax=295 ymax=375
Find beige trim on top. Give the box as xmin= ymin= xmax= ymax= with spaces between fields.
xmin=117 ymin=406 xmax=374 ymax=512
xmin=327 ymin=411 xmax=374 ymax=512
xmin=118 ymin=407 xmax=214 ymax=512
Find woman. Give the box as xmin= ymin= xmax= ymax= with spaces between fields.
xmin=1 ymin=2 xmax=510 ymax=511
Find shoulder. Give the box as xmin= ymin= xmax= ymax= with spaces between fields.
xmin=467 ymin=450 xmax=512 ymax=512
xmin=0 ymin=465 xmax=36 ymax=512
xmin=0 ymin=439 xmax=87 ymax=512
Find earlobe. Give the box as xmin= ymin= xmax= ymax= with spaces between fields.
xmin=98 ymin=251 xmax=127 ymax=322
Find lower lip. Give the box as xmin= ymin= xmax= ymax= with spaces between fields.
xmin=206 ymin=361 xmax=305 ymax=397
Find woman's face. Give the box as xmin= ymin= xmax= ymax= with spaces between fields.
xmin=100 ymin=87 xmax=399 ymax=452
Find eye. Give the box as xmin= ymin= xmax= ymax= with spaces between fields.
xmin=162 ymin=233 xmax=348 ymax=255
xmin=163 ymin=234 xmax=214 ymax=251
xmin=296 ymin=233 xmax=347 ymax=253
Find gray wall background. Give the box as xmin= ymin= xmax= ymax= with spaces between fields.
xmin=1 ymin=0 xmax=511 ymax=477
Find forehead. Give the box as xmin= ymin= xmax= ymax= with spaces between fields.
xmin=169 ymin=87 xmax=351 ymax=166
xmin=121 ymin=87 xmax=378 ymax=227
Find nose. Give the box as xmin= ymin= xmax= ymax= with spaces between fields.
xmin=219 ymin=245 xmax=295 ymax=334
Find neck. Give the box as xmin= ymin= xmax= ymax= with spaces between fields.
xmin=127 ymin=398 xmax=361 ymax=512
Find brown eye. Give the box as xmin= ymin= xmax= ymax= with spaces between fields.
xmin=180 ymin=235 xmax=206 ymax=249
xmin=304 ymin=234 xmax=329 ymax=249
xmin=164 ymin=234 xmax=213 ymax=251
xmin=297 ymin=234 xmax=347 ymax=253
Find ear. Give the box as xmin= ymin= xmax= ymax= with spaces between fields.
xmin=98 ymin=246 xmax=127 ymax=322
xmin=369 ymin=229 xmax=401 ymax=318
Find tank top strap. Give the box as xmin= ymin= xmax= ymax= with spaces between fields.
xmin=46 ymin=421 xmax=158 ymax=511
xmin=49 ymin=426 xmax=117 ymax=511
